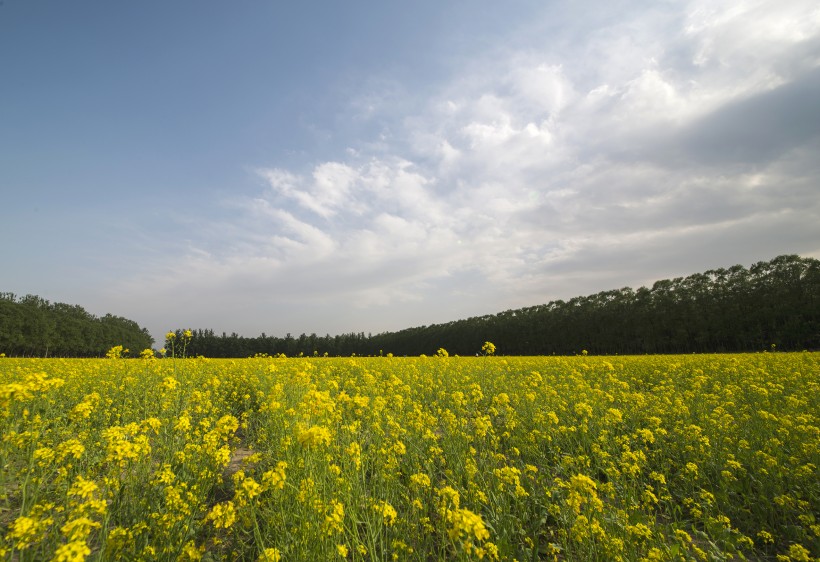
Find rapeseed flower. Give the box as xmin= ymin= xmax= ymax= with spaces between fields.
xmin=372 ymin=500 xmax=397 ymax=526
xmin=258 ymin=547 xmax=281 ymax=561
xmin=786 ymin=544 xmax=811 ymax=562
xmin=9 ymin=515 xmax=53 ymax=549
xmin=68 ymin=475 xmax=98 ymax=501
xmin=206 ymin=501 xmax=236 ymax=529
xmin=61 ymin=517 xmax=100 ymax=541
xmin=261 ymin=461 xmax=288 ymax=491
xmin=410 ymin=472 xmax=431 ymax=489
xmin=447 ymin=507 xmax=490 ymax=541
xmin=51 ymin=540 xmax=91 ymax=562
xmin=325 ymin=500 xmax=345 ymax=535
xmin=297 ymin=425 xmax=332 ymax=447
xmin=1 ymin=350 xmax=817 ymax=561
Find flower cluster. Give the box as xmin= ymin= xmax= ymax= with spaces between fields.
xmin=0 ymin=351 xmax=817 ymax=560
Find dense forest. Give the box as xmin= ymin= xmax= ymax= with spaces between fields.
xmin=0 ymin=294 xmax=153 ymax=357
xmin=169 ymin=254 xmax=819 ymax=357
xmin=1 ymin=254 xmax=816 ymax=357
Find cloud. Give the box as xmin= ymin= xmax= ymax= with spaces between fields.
xmin=109 ymin=0 xmax=820 ymax=342
xmin=662 ymin=68 xmax=820 ymax=167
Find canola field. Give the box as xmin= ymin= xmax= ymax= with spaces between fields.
xmin=1 ymin=350 xmax=818 ymax=561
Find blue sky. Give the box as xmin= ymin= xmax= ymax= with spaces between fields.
xmin=2 ymin=0 xmax=819 ymax=345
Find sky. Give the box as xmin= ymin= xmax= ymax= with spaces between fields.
xmin=1 ymin=0 xmax=819 ymax=346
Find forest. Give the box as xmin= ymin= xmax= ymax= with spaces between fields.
xmin=1 ymin=254 xmax=817 ymax=357
xmin=0 ymin=294 xmax=153 ymax=357
xmin=169 ymin=254 xmax=819 ymax=357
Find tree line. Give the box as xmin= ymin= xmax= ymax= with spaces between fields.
xmin=0 ymin=294 xmax=153 ymax=357
xmin=168 ymin=254 xmax=819 ymax=357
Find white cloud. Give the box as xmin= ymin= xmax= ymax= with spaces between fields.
xmin=109 ymin=0 xmax=820 ymax=342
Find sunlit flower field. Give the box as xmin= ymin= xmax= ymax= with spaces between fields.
xmin=1 ymin=349 xmax=818 ymax=561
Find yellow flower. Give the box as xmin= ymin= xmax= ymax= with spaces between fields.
xmin=180 ymin=541 xmax=204 ymax=561
xmin=565 ymin=474 xmax=603 ymax=514
xmin=410 ymin=473 xmax=431 ymax=489
xmin=51 ymin=540 xmax=91 ymax=562
xmin=105 ymin=527 xmax=131 ymax=551
xmin=174 ymin=413 xmax=191 ymax=432
xmin=33 ymin=446 xmax=55 ymax=467
xmin=345 ymin=441 xmax=362 ymax=469
xmin=446 ymin=506 xmax=491 ymax=556
xmin=206 ymin=502 xmax=236 ymax=529
xmin=372 ymin=500 xmax=397 ymax=526
xmin=392 ymin=440 xmax=406 ymax=456
xmin=337 ymin=544 xmax=349 ymax=557
xmin=235 ymin=474 xmax=263 ymax=504
xmin=642 ymin=547 xmax=665 ymax=561
xmin=626 ymin=523 xmax=653 ymax=542
xmin=103 ymin=429 xmax=151 ymax=466
xmin=297 ymin=425 xmax=332 ymax=447
xmin=9 ymin=516 xmax=37 ymax=544
xmin=674 ymin=529 xmax=692 ymax=543
xmin=61 ymin=517 xmax=101 ymax=542
xmin=437 ymin=486 xmax=461 ymax=509
xmin=68 ymin=475 xmax=98 ymax=501
xmin=105 ymin=345 xmax=127 ymax=359
xmin=262 ymin=461 xmax=288 ymax=491
xmin=787 ymin=544 xmax=811 ymax=562
xmin=57 ymin=439 xmax=86 ymax=461
xmin=69 ymin=392 xmax=100 ymax=421
xmin=142 ymin=417 xmax=162 ymax=434
xmin=448 ymin=508 xmax=490 ymax=542
xmin=258 ymin=547 xmax=282 ymax=562
xmin=325 ymin=500 xmax=345 ymax=535
xmin=9 ymin=515 xmax=53 ymax=550
xmin=756 ymin=530 xmax=774 ymax=544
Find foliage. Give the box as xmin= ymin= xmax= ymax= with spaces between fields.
xmin=168 ymin=254 xmax=820 ymax=357
xmin=0 ymin=294 xmax=153 ymax=357
xmin=1 ymin=353 xmax=818 ymax=560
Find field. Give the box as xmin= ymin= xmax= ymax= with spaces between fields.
xmin=1 ymin=350 xmax=818 ymax=561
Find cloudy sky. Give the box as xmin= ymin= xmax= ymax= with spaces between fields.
xmin=2 ymin=1 xmax=819 ymax=345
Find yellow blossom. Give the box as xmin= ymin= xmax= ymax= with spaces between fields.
xmin=372 ymin=500 xmax=397 ymax=526
xmin=262 ymin=461 xmax=288 ymax=491
xmin=206 ymin=501 xmax=236 ymax=529
xmin=297 ymin=425 xmax=332 ymax=447
xmin=258 ymin=547 xmax=282 ymax=562
xmin=51 ymin=540 xmax=91 ymax=562
xmin=325 ymin=500 xmax=345 ymax=535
